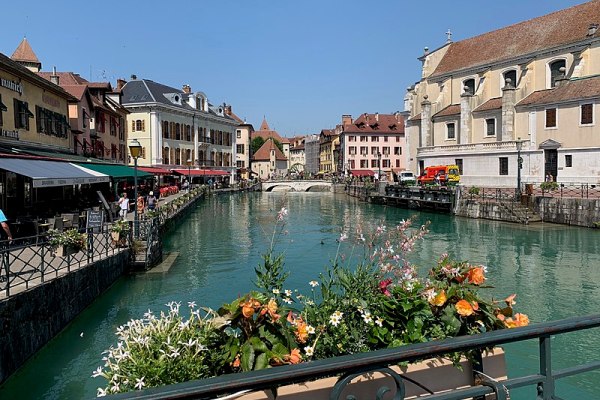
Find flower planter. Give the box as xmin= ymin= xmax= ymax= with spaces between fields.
xmin=235 ymin=348 xmax=506 ymax=400
xmin=53 ymin=245 xmax=81 ymax=258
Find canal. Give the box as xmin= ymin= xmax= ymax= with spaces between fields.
xmin=1 ymin=192 xmax=599 ymax=399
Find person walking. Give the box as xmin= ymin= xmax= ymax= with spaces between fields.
xmin=0 ymin=209 xmax=13 ymax=241
xmin=147 ymin=191 xmax=157 ymax=211
xmin=118 ymin=193 xmax=130 ymax=220
xmin=137 ymin=193 xmax=145 ymax=216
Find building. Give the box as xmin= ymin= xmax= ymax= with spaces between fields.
xmin=227 ymin=106 xmax=255 ymax=181
xmin=251 ymin=137 xmax=288 ymax=180
xmin=318 ymin=129 xmax=337 ymax=175
xmin=251 ymin=117 xmax=289 ymax=176
xmin=37 ymin=71 xmax=129 ymax=163
xmin=304 ymin=134 xmax=320 ymax=175
xmin=340 ymin=113 xmax=406 ymax=180
xmin=404 ymin=0 xmax=600 ymax=185
xmin=288 ymin=135 xmax=306 ymax=175
xmin=119 ymin=78 xmax=239 ymax=183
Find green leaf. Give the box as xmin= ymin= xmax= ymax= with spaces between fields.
xmin=241 ymin=342 xmax=255 ymax=372
xmin=254 ymin=353 xmax=269 ymax=370
xmin=250 ymin=336 xmax=269 ymax=353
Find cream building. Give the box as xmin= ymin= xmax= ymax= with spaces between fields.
xmin=119 ymin=78 xmax=239 ymax=182
xmin=404 ymin=1 xmax=600 ymax=186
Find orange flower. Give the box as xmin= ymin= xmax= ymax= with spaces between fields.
xmin=471 ymin=301 xmax=479 ymax=311
xmin=241 ymin=298 xmax=258 ymax=318
xmin=430 ymin=290 xmax=447 ymax=306
xmin=467 ymin=267 xmax=486 ymax=285
xmin=261 ymin=299 xmax=280 ymax=321
xmin=295 ymin=320 xmax=309 ymax=343
xmin=455 ymin=299 xmax=474 ymax=316
xmin=285 ymin=348 xmax=302 ymax=364
xmin=504 ymin=313 xmax=530 ymax=328
xmin=505 ymin=294 xmax=517 ymax=306
xmin=232 ymin=356 xmax=241 ymax=368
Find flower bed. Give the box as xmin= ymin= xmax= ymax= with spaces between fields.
xmin=93 ymin=209 xmax=527 ymax=397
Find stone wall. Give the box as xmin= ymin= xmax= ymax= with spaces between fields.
xmin=454 ymin=199 xmax=523 ymax=223
xmin=0 ymin=251 xmax=129 ymax=384
xmin=535 ymin=197 xmax=600 ymax=228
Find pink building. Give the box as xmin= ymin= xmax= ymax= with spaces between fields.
xmin=340 ymin=113 xmax=407 ymax=180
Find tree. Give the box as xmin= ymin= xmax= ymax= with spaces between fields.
xmin=251 ymin=137 xmax=284 ymax=155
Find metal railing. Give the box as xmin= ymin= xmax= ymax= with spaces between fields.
xmin=0 ymin=225 xmax=129 ymax=299
xmin=106 ymin=314 xmax=600 ymax=400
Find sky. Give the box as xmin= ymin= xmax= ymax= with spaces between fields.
xmin=2 ymin=0 xmax=587 ymax=137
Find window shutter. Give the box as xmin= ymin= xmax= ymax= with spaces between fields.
xmin=141 ymin=120 xmax=145 ymax=131
xmin=131 ymin=120 xmax=136 ymax=132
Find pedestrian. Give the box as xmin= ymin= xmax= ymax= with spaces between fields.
xmin=118 ymin=192 xmax=129 ymax=220
xmin=0 ymin=209 xmax=13 ymax=241
xmin=137 ymin=193 xmax=145 ymax=216
xmin=147 ymin=191 xmax=157 ymax=211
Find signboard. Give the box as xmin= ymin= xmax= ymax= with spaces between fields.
xmin=86 ymin=210 xmax=104 ymax=233
xmin=97 ymin=191 xmax=113 ymax=222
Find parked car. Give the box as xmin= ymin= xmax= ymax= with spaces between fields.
xmin=417 ymin=165 xmax=460 ymax=186
xmin=394 ymin=171 xmax=416 ymax=186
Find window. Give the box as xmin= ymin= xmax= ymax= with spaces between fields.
xmin=486 ymin=119 xmax=496 ymax=136
xmin=455 ymin=159 xmax=463 ymax=174
xmin=565 ymin=155 xmax=572 ymax=167
xmin=549 ymin=59 xmax=566 ymax=88
xmin=348 ymin=135 xmax=356 ymax=142
xmin=0 ymin=94 xmax=5 ymax=126
xmin=237 ymin=144 xmax=245 ymax=154
xmin=349 ymin=146 xmax=356 ymax=155
xmin=133 ymin=119 xmax=145 ymax=132
xmin=360 ymin=160 xmax=368 ymax=168
xmin=371 ymin=159 xmax=378 ymax=168
xmin=383 ymin=159 xmax=390 ymax=168
xmin=581 ymin=104 xmax=593 ymax=125
xmin=545 ymin=108 xmax=557 ymax=128
xmin=446 ymin=122 xmax=456 ymax=139
xmin=499 ymin=157 xmax=508 ymax=175
xmin=360 ymin=136 xmax=367 ymax=142
xmin=371 ymin=136 xmax=379 ymax=142
xmin=236 ymin=129 xmax=242 ymax=138
xmin=394 ymin=147 xmax=402 ymax=155
xmin=383 ymin=136 xmax=388 ymax=142
xmin=396 ymin=136 xmax=400 ymax=142
xmin=14 ymin=99 xmax=32 ymax=130
xmin=463 ymin=78 xmax=475 ymax=95
xmin=371 ymin=147 xmax=378 ymax=155
xmin=502 ymin=70 xmax=517 ymax=88
xmin=360 ymin=146 xmax=368 ymax=156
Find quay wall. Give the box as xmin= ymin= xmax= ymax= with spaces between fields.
xmin=534 ymin=197 xmax=600 ymax=228
xmin=454 ymin=199 xmax=524 ymax=223
xmin=0 ymin=251 xmax=129 ymax=384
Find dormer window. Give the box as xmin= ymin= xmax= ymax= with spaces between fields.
xmin=502 ymin=70 xmax=517 ymax=88
xmin=549 ymin=59 xmax=566 ymax=88
xmin=463 ymin=79 xmax=475 ymax=95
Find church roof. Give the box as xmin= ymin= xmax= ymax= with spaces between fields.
xmin=11 ymin=38 xmax=40 ymax=64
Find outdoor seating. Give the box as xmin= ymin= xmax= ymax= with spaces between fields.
xmin=62 ymin=214 xmax=74 ymax=229
xmin=54 ymin=217 xmax=64 ymax=232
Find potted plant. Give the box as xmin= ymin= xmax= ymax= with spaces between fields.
xmin=110 ymin=220 xmax=130 ymax=246
xmin=48 ymin=228 xmax=87 ymax=257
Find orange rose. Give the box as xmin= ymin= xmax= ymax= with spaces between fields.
xmin=504 ymin=313 xmax=530 ymax=328
xmin=295 ymin=321 xmax=309 ymax=343
xmin=285 ymin=348 xmax=302 ymax=364
xmin=241 ymin=299 xmax=256 ymax=318
xmin=232 ymin=356 xmax=241 ymax=368
xmin=455 ymin=299 xmax=474 ymax=316
xmin=467 ymin=267 xmax=486 ymax=285
xmin=262 ymin=299 xmax=280 ymax=321
xmin=430 ymin=290 xmax=447 ymax=306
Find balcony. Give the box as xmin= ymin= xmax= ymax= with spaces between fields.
xmin=418 ymin=140 xmax=525 ymax=156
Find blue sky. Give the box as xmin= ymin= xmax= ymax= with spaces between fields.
xmin=3 ymin=0 xmax=586 ymax=136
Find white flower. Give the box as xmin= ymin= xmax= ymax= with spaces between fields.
xmin=143 ymin=310 xmax=154 ymax=319
xmin=91 ymin=367 xmax=103 ymax=378
xmin=363 ymin=314 xmax=373 ymax=324
xmin=305 ymin=299 xmax=315 ymax=306
xmin=284 ymin=289 xmax=292 ymax=297
xmin=329 ymin=311 xmax=343 ymax=327
xmin=423 ymin=288 xmax=436 ymax=301
xmin=111 ymin=383 xmax=120 ymax=393
xmin=304 ymin=346 xmax=314 ymax=356
xmin=375 ymin=317 xmax=384 ymax=327
xmin=272 ymin=288 xmax=280 ymax=294
xmin=339 ymin=233 xmax=348 ymax=242
xmin=309 ymin=280 xmax=319 ymax=287
xmin=188 ymin=301 xmax=197 ymax=309
xmin=97 ymin=388 xmax=107 ymax=397
xmin=134 ymin=377 xmax=145 ymax=390
xmin=282 ymin=297 xmax=292 ymax=304
xmin=307 ymin=325 xmax=316 ymax=334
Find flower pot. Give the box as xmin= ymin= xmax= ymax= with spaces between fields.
xmin=111 ymin=231 xmax=121 ymax=242
xmin=54 ymin=245 xmax=80 ymax=258
xmin=234 ymin=348 xmax=506 ymax=400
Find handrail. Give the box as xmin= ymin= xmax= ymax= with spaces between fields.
xmin=106 ymin=314 xmax=600 ymax=399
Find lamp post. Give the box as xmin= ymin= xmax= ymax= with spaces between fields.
xmin=516 ymin=137 xmax=524 ymax=199
xmin=377 ymin=151 xmax=382 ymax=182
xmin=128 ymin=139 xmax=142 ymax=238
xmin=186 ymin=158 xmax=192 ymax=192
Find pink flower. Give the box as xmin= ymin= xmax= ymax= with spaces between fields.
xmin=379 ymin=278 xmax=393 ymax=297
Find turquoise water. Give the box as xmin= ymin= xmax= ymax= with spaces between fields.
xmin=1 ymin=192 xmax=599 ymax=399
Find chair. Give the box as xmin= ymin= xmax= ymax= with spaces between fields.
xmin=72 ymin=214 xmax=80 ymax=230
xmin=54 ymin=217 xmax=64 ymax=231
xmin=62 ymin=214 xmax=74 ymax=229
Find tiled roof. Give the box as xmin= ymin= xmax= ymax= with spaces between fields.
xmin=408 ymin=113 xmax=422 ymax=122
xmin=259 ymin=118 xmax=270 ymax=131
xmin=517 ymin=75 xmax=600 ymax=106
xmin=320 ymin=129 xmax=335 ymax=137
xmin=252 ymin=138 xmax=287 ymax=161
xmin=38 ymin=71 xmax=89 ymax=85
xmin=342 ymin=113 xmax=404 ymax=134
xmin=252 ymin=130 xmax=290 ymax=144
xmin=61 ymin=85 xmax=87 ymax=101
xmin=431 ymin=0 xmax=600 ymax=78
xmin=432 ymin=104 xmax=461 ymax=118
xmin=11 ymin=38 xmax=40 ymax=63
xmin=473 ymin=97 xmax=503 ymax=112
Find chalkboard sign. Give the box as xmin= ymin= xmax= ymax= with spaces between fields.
xmin=96 ymin=191 xmax=113 ymax=222
xmin=86 ymin=210 xmax=104 ymax=233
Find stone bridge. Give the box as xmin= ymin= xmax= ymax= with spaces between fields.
xmin=261 ymin=180 xmax=332 ymax=192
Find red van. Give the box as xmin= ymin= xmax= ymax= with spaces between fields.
xmin=417 ymin=165 xmax=460 ymax=186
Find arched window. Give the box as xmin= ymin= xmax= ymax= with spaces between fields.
xmin=549 ymin=59 xmax=566 ymax=88
xmin=135 ymin=120 xmax=144 ymax=131
xmin=502 ymin=70 xmax=517 ymax=88
xmin=463 ymin=78 xmax=475 ymax=95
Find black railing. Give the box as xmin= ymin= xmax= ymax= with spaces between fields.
xmin=106 ymin=314 xmax=600 ymax=400
xmin=0 ymin=225 xmax=129 ymax=299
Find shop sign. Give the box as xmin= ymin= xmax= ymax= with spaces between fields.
xmin=42 ymin=94 xmax=60 ymax=108
xmin=0 ymin=78 xmax=23 ymax=95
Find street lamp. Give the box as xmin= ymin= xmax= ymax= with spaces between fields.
xmin=186 ymin=158 xmax=192 ymax=192
xmin=516 ymin=137 xmax=524 ymax=199
xmin=128 ymin=138 xmax=142 ymax=238
xmin=377 ymin=151 xmax=382 ymax=182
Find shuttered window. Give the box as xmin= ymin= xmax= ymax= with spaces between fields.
xmin=545 ymin=108 xmax=557 ymax=128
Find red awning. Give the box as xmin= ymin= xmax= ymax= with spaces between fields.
xmin=171 ymin=169 xmax=229 ymax=177
xmin=138 ymin=166 xmax=173 ymax=175
xmin=350 ymin=169 xmax=375 ymax=177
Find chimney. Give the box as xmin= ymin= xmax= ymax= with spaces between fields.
xmin=130 ymin=74 xmax=137 ymax=80
xmin=342 ymin=114 xmax=353 ymax=126
xmin=375 ymin=112 xmax=379 ymax=122
xmin=50 ymin=66 xmax=59 ymax=85
xmin=224 ymin=104 xmax=232 ymax=116
xmin=116 ymin=78 xmax=127 ymax=91
xmin=182 ymin=84 xmax=191 ymax=94
xmin=588 ymin=23 xmax=598 ymax=36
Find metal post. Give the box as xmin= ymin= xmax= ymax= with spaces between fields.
xmin=133 ymin=156 xmax=138 ymax=238
xmin=516 ymin=138 xmax=523 ymax=200
xmin=377 ymin=151 xmax=382 ymax=182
